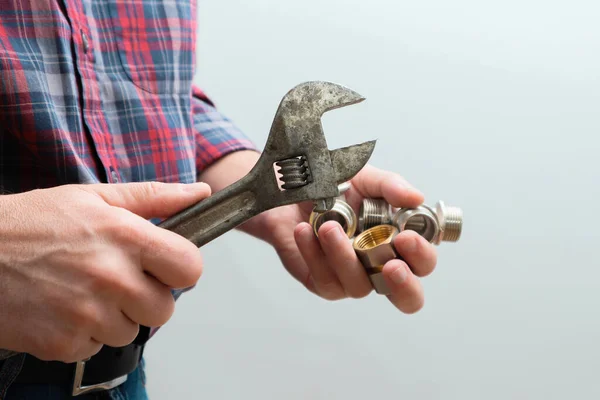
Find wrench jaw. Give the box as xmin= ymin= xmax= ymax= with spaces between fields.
xmin=259 ymin=81 xmax=371 ymax=213
xmin=276 ymin=81 xmax=366 ymax=118
xmin=313 ymin=197 xmax=337 ymax=213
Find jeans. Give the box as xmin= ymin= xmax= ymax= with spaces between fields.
xmin=0 ymin=355 xmax=149 ymax=400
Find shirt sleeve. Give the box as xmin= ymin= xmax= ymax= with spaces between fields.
xmin=192 ymin=85 xmax=258 ymax=174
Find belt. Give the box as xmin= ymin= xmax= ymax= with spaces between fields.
xmin=10 ymin=326 xmax=150 ymax=397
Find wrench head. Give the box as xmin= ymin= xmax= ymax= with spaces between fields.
xmin=257 ymin=81 xmax=375 ymax=212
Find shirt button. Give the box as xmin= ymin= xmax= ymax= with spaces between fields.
xmin=111 ymin=170 xmax=120 ymax=183
xmin=81 ymin=30 xmax=90 ymax=54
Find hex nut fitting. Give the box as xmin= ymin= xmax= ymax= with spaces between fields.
xmin=352 ymin=225 xmax=399 ymax=295
xmin=309 ymin=199 xmax=357 ymax=238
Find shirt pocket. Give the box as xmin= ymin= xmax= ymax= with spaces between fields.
xmin=107 ymin=0 xmax=196 ymax=95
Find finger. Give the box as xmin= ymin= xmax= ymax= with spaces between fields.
xmin=112 ymin=212 xmax=204 ymax=289
xmin=92 ymin=311 xmax=140 ymax=348
xmin=60 ymin=339 xmax=104 ymax=363
xmin=382 ymin=259 xmax=424 ymax=314
xmin=121 ymin=271 xmax=176 ymax=328
xmin=393 ymin=231 xmax=438 ymax=277
xmin=317 ymin=221 xmax=373 ymax=298
xmin=86 ymin=181 xmax=211 ymax=219
xmin=351 ymin=165 xmax=424 ymax=208
xmin=294 ymin=222 xmax=345 ymax=300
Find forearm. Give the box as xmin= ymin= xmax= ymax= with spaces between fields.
xmin=197 ymin=150 xmax=260 ymax=193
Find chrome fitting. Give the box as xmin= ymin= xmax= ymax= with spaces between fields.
xmin=358 ymin=198 xmax=393 ymax=233
xmin=433 ymin=201 xmax=463 ymax=244
xmin=309 ymin=199 xmax=357 ymax=238
xmin=392 ymin=205 xmax=440 ymax=243
xmin=393 ymin=201 xmax=463 ymax=244
xmin=352 ymin=225 xmax=399 ymax=295
xmin=358 ymin=197 xmax=463 ymax=244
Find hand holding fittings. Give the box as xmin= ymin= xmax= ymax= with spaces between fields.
xmin=309 ymin=194 xmax=464 ymax=295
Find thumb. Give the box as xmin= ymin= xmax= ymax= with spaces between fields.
xmin=84 ymin=181 xmax=211 ymax=219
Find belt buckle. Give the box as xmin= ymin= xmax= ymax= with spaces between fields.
xmin=72 ymin=358 xmax=128 ymax=396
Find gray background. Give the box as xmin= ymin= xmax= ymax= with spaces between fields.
xmin=146 ymin=0 xmax=600 ymax=399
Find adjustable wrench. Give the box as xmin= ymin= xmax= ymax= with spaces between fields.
xmin=72 ymin=81 xmax=376 ymax=396
xmin=158 ymin=81 xmax=376 ymax=246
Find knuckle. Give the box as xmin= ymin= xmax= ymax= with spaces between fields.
xmin=112 ymin=324 xmax=140 ymax=348
xmin=88 ymin=266 xmax=131 ymax=295
xmin=151 ymin=296 xmax=175 ymax=326
xmin=38 ymin=336 xmax=76 ymax=362
xmin=111 ymin=217 xmax=146 ymax=246
xmin=147 ymin=181 xmax=166 ymax=197
xmin=183 ymin=251 xmax=203 ymax=284
xmin=72 ymin=302 xmax=104 ymax=331
xmin=166 ymin=239 xmax=204 ymax=286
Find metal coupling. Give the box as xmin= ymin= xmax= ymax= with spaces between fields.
xmin=358 ymin=199 xmax=463 ymax=244
xmin=309 ymin=182 xmax=357 ymax=238
xmin=392 ymin=205 xmax=440 ymax=243
xmin=433 ymin=201 xmax=463 ymax=244
xmin=352 ymin=225 xmax=399 ymax=295
xmin=393 ymin=201 xmax=463 ymax=244
xmin=358 ymin=198 xmax=393 ymax=233
xmin=309 ymin=199 xmax=357 ymax=238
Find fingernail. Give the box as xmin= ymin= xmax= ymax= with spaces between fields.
xmin=325 ymin=225 xmax=346 ymax=243
xmin=390 ymin=265 xmax=408 ymax=284
xmin=402 ymin=236 xmax=419 ymax=253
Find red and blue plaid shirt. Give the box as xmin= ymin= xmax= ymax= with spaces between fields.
xmin=0 ymin=0 xmax=255 ymax=194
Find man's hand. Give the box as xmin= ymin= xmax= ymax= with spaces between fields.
xmin=258 ymin=165 xmax=437 ymax=313
xmin=0 ymin=182 xmax=210 ymax=362
xmin=201 ymin=151 xmax=437 ymax=314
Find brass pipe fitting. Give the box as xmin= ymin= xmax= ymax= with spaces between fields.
xmin=352 ymin=225 xmax=399 ymax=295
xmin=309 ymin=199 xmax=357 ymax=238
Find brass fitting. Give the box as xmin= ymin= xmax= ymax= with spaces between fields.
xmin=358 ymin=199 xmax=463 ymax=244
xmin=309 ymin=199 xmax=357 ymax=238
xmin=352 ymin=225 xmax=399 ymax=295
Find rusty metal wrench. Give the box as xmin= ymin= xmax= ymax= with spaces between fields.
xmin=158 ymin=81 xmax=376 ymax=247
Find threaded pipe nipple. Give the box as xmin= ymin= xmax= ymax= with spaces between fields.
xmin=440 ymin=205 xmax=463 ymax=242
xmin=358 ymin=198 xmax=392 ymax=233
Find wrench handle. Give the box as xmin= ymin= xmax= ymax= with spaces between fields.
xmin=158 ymin=176 xmax=260 ymax=247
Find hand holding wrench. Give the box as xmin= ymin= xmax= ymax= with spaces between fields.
xmin=159 ymin=81 xmax=376 ymax=247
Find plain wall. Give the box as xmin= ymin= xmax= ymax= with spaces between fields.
xmin=146 ymin=1 xmax=600 ymax=399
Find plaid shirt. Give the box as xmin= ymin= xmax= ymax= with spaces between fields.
xmin=0 ymin=0 xmax=257 ymax=345
xmin=0 ymin=0 xmax=255 ymax=194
